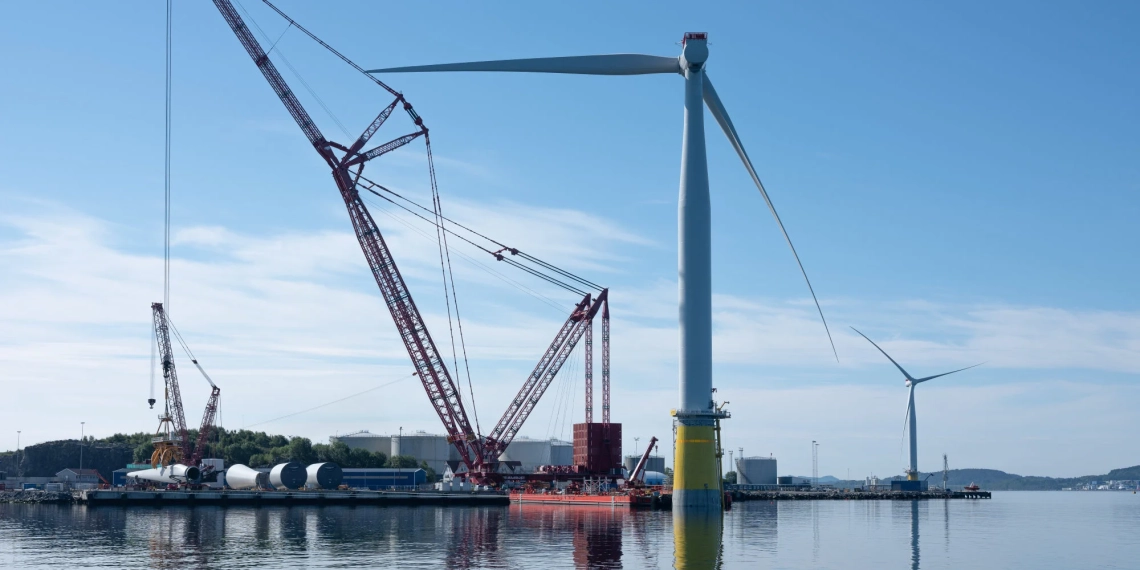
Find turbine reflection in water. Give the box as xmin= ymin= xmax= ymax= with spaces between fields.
xmin=673 ymin=511 xmax=723 ymax=570
xmin=912 ymin=501 xmax=920 ymax=570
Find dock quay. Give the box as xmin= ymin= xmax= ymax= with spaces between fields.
xmin=731 ymin=489 xmax=991 ymax=501
xmin=76 ymin=489 xmax=510 ymax=507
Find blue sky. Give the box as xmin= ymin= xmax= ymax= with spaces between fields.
xmin=1 ymin=1 xmax=1137 ymax=478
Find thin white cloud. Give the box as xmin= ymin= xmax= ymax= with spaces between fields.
xmin=1 ymin=203 xmax=1137 ymax=478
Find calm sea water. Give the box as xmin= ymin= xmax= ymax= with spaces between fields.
xmin=1 ymin=492 xmax=1136 ymax=569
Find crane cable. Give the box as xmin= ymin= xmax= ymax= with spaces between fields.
xmin=246 ymin=373 xmax=418 ymax=429
xmin=360 ymin=193 xmax=567 ymax=313
xmin=164 ymin=0 xmax=172 ymax=312
xmin=426 ymin=137 xmax=480 ymax=436
xmin=166 ymin=316 xmax=216 ymax=389
xmin=357 ymin=173 xmax=603 ymax=291
xmin=356 ymin=176 xmax=596 ymax=297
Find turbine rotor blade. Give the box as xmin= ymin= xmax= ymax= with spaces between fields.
xmin=703 ymin=74 xmax=837 ymax=361
xmin=913 ymin=362 xmax=984 ymax=384
xmin=851 ymin=327 xmax=916 ymax=382
xmin=902 ymin=386 xmax=913 ymax=439
xmin=367 ymin=54 xmax=681 ymax=76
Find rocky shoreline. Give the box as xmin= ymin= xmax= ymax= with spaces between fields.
xmin=0 ymin=490 xmax=75 ymax=504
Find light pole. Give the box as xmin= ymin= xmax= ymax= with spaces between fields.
xmin=728 ymin=450 xmax=734 ymax=480
xmin=80 ymin=422 xmax=86 ymax=473
xmin=16 ymin=431 xmax=20 ymax=478
xmin=397 ymin=426 xmax=402 ymax=490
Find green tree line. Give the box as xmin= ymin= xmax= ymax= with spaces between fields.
xmin=2 ymin=428 xmax=437 ymax=482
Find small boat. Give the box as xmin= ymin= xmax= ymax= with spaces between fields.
xmin=963 ymin=483 xmax=980 ymax=491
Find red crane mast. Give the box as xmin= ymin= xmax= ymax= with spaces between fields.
xmin=211 ymin=0 xmax=483 ymax=470
xmin=212 ymin=1 xmax=614 ymax=482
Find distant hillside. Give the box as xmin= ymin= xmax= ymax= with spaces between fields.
xmin=820 ymin=466 xmax=1140 ymax=490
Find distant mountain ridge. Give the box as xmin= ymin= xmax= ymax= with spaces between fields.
xmin=817 ymin=465 xmax=1140 ymax=490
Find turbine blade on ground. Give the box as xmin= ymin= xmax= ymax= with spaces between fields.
xmin=702 ymin=74 xmax=837 ymax=361
xmin=913 ymin=362 xmax=984 ymax=384
xmin=367 ymin=54 xmax=681 ymax=76
xmin=851 ymin=327 xmax=916 ymax=382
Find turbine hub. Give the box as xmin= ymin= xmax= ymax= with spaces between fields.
xmin=905 ymin=380 xmax=912 ymax=387
xmin=680 ymin=32 xmax=708 ymax=69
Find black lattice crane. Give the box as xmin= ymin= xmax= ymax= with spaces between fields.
xmin=150 ymin=302 xmax=189 ymax=467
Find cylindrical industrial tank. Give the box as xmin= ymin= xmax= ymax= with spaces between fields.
xmin=549 ymin=439 xmax=573 ymax=466
xmin=226 ymin=464 xmax=268 ymax=490
xmin=269 ymin=462 xmax=307 ymax=490
xmin=498 ymin=438 xmax=551 ymax=472
xmin=391 ymin=431 xmax=451 ymax=473
xmin=306 ymin=462 xmax=343 ymax=489
xmin=642 ymin=471 xmax=666 ymax=486
xmin=736 ymin=457 xmax=778 ymax=485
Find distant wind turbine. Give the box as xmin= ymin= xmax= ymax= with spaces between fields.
xmin=851 ymin=327 xmax=981 ymax=481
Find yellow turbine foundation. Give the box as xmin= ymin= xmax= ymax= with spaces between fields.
xmin=672 ymin=414 xmax=723 ymax=511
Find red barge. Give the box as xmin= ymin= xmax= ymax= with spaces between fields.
xmin=510 ymin=489 xmax=658 ymax=508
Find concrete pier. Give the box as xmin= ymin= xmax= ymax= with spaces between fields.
xmin=78 ymin=489 xmax=509 ymax=507
xmin=730 ymin=489 xmax=991 ymax=501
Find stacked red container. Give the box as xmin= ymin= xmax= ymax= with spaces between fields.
xmin=573 ymin=422 xmax=623 ymax=475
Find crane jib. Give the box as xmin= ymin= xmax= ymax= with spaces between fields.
xmin=211 ymin=0 xmax=613 ymax=482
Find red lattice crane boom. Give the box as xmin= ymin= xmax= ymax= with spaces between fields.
xmin=213 ymin=0 xmax=615 ymax=482
xmin=481 ymin=290 xmax=609 ymax=464
xmin=211 ymin=0 xmax=483 ymax=471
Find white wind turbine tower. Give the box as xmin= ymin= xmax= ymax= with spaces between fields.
xmin=369 ymin=33 xmax=836 ymax=512
xmin=852 ymin=327 xmax=980 ymax=485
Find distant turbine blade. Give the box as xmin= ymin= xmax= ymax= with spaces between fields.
xmin=902 ymin=386 xmax=913 ymax=439
xmin=367 ymin=54 xmax=681 ymax=76
xmin=913 ymin=362 xmax=983 ymax=384
xmin=851 ymin=327 xmax=916 ymax=382
xmin=702 ymin=74 xmax=837 ymax=362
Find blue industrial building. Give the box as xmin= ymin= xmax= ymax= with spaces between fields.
xmin=341 ymin=468 xmax=425 ymax=490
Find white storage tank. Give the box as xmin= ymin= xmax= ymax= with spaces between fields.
xmin=623 ymin=455 xmax=666 ymax=476
xmin=306 ymin=462 xmax=343 ymax=489
xmin=392 ymin=431 xmax=452 ymax=473
xmin=736 ymin=457 xmax=778 ymax=485
xmin=498 ymin=437 xmax=551 ymax=472
xmin=331 ymin=430 xmax=392 ymax=455
xmin=269 ymin=462 xmax=307 ymax=490
xmin=226 ymin=464 xmax=268 ymax=490
xmin=550 ymin=439 xmax=573 ymax=467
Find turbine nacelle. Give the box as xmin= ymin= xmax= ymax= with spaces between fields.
xmin=680 ymin=32 xmax=708 ymax=70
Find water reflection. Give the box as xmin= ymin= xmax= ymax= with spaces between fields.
xmin=672 ymin=511 xmax=723 ymax=570
xmin=911 ymin=500 xmax=920 ymax=570
xmin=511 ymin=504 xmax=625 ymax=569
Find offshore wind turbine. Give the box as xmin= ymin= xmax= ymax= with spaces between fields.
xmin=369 ymin=34 xmax=836 ymax=512
xmin=851 ymin=327 xmax=980 ymax=483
